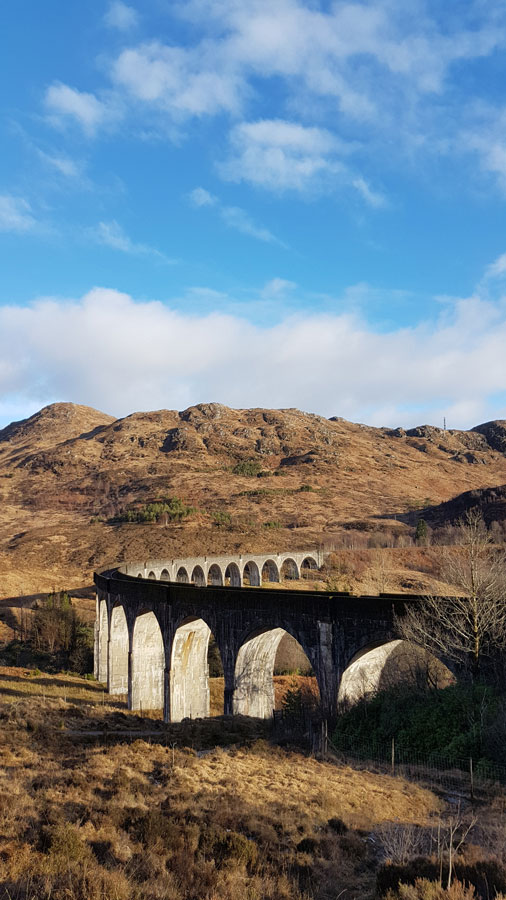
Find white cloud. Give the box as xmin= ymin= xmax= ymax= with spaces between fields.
xmin=45 ymin=83 xmax=108 ymax=135
xmin=0 ymin=196 xmax=36 ymax=232
xmin=189 ymin=186 xmax=285 ymax=244
xmin=104 ymin=2 xmax=138 ymax=30
xmin=2 ymin=285 xmax=506 ymax=428
xmin=484 ymin=252 xmax=506 ymax=280
xmin=88 ymin=220 xmax=174 ymax=262
xmin=352 ymin=176 xmax=386 ymax=209
xmin=261 ymin=278 xmax=297 ymax=298
xmin=221 ymin=119 xmax=344 ymax=191
xmin=38 ymin=151 xmax=81 ymax=178
xmin=188 ymin=187 xmax=217 ymax=207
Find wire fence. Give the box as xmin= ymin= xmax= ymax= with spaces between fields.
xmin=328 ymin=732 xmax=506 ymax=799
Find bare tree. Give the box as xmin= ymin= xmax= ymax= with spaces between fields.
xmin=397 ymin=509 xmax=506 ymax=682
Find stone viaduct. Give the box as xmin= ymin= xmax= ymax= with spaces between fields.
xmin=94 ymin=551 xmax=446 ymax=723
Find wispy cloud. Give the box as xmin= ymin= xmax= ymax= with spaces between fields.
xmin=88 ymin=220 xmax=174 ymax=262
xmin=261 ymin=278 xmax=297 ymax=299
xmin=104 ymin=2 xmax=138 ymax=31
xmin=0 ymin=195 xmax=36 ymax=232
xmin=188 ymin=186 xmax=285 ymax=245
xmin=45 ymin=83 xmax=109 ymax=135
xmin=37 ymin=150 xmax=81 ymax=178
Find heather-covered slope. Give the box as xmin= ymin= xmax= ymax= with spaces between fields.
xmin=1 ymin=402 xmax=506 ymax=596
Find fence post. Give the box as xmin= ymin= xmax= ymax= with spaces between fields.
xmin=469 ymin=757 xmax=474 ymax=802
xmin=391 ymin=737 xmax=395 ymax=776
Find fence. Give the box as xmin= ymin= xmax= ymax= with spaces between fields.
xmin=328 ymin=732 xmax=506 ymax=799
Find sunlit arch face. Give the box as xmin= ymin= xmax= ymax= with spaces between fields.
xmin=170 ymin=617 xmax=222 ymax=721
xmin=191 ymin=565 xmax=205 ymax=586
xmin=224 ymin=562 xmax=241 ymax=586
xmin=338 ymin=639 xmax=454 ymax=705
xmin=207 ymin=564 xmax=223 ymax=586
xmin=98 ymin=600 xmax=109 ymax=683
xmin=109 ymin=605 xmax=128 ymax=695
xmin=176 ymin=566 xmax=189 ymax=583
xmin=243 ymin=561 xmax=260 ymax=586
xmin=233 ymin=627 xmax=318 ymax=719
xmin=131 ymin=611 xmax=164 ymax=712
xmin=281 ymin=558 xmax=299 ymax=581
xmin=261 ymin=559 xmax=280 ymax=583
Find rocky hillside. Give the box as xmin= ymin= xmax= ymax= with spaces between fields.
xmin=1 ymin=402 xmax=506 ymax=597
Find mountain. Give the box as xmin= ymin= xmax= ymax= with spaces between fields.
xmin=1 ymin=401 xmax=506 ymax=597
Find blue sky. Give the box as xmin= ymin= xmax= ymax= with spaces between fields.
xmin=2 ymin=0 xmax=506 ymax=429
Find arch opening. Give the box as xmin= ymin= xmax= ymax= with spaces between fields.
xmin=160 ymin=568 xmax=170 ymax=581
xmin=234 ymin=627 xmax=319 ymax=719
xmin=109 ymin=605 xmax=128 ymax=695
xmin=339 ymin=639 xmax=454 ymax=706
xmin=131 ymin=611 xmax=164 ymax=712
xmin=207 ymin=564 xmax=223 ymax=586
xmin=98 ymin=600 xmax=109 ymax=684
xmin=301 ymin=556 xmax=318 ymax=579
xmin=147 ymin=571 xmax=156 ymax=580
xmin=224 ymin=562 xmax=241 ymax=587
xmin=261 ymin=559 xmax=280 ymax=583
xmin=137 ymin=573 xmax=143 ymax=579
xmin=191 ymin=565 xmax=206 ymax=587
xmin=280 ymin=558 xmax=299 ymax=581
xmin=176 ymin=566 xmax=189 ymax=583
xmin=243 ymin=560 xmax=260 ymax=587
xmin=170 ymin=618 xmax=224 ymax=721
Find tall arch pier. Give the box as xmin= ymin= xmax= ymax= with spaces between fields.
xmin=94 ymin=556 xmax=445 ymax=723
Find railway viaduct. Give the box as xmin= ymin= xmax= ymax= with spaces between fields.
xmin=94 ymin=551 xmax=447 ymax=723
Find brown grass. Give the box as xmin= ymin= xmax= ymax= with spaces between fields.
xmin=0 ymin=667 xmax=445 ymax=900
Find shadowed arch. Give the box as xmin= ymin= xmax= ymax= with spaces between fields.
xmin=131 ymin=611 xmax=164 ymax=712
xmin=176 ymin=566 xmax=189 ymax=583
xmin=207 ymin=564 xmax=223 ymax=586
xmin=160 ymin=568 xmax=170 ymax=581
xmin=98 ymin=600 xmax=109 ymax=684
xmin=243 ymin=560 xmax=260 ymax=587
xmin=261 ymin=559 xmax=280 ymax=583
xmin=301 ymin=556 xmax=318 ymax=578
xmin=339 ymin=638 xmax=455 ymax=705
xmin=191 ymin=565 xmax=205 ymax=586
xmin=109 ymin=605 xmax=128 ymax=695
xmin=233 ymin=626 xmax=319 ymax=718
xmin=170 ymin=617 xmax=223 ymax=721
xmin=147 ymin=571 xmax=156 ymax=580
xmin=225 ymin=562 xmax=241 ymax=587
xmin=280 ymin=558 xmax=299 ymax=581
xmin=137 ymin=573 xmax=143 ymax=578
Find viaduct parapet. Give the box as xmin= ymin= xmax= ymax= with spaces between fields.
xmin=94 ymin=557 xmax=449 ymax=724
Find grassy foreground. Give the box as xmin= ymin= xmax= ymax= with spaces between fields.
xmin=0 ymin=667 xmax=444 ymax=900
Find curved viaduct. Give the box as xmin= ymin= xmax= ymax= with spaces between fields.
xmin=94 ymin=553 xmax=443 ymax=723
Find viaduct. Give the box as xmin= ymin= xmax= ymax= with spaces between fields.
xmin=94 ymin=550 xmax=447 ymax=722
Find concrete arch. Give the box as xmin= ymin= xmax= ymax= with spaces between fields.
xmin=147 ymin=571 xmax=156 ymax=580
xmin=137 ymin=573 xmax=143 ymax=578
xmin=160 ymin=568 xmax=171 ymax=581
xmin=131 ymin=611 xmax=165 ymax=711
xmin=301 ymin=556 xmax=318 ymax=578
xmin=233 ymin=626 xmax=317 ymax=718
xmin=207 ymin=563 xmax=223 ymax=586
xmin=280 ymin=558 xmax=299 ymax=581
xmin=243 ymin=560 xmax=260 ymax=587
xmin=225 ymin=562 xmax=241 ymax=587
xmin=98 ymin=600 xmax=109 ymax=683
xmin=109 ymin=605 xmax=129 ymax=694
xmin=261 ymin=559 xmax=280 ymax=583
xmin=176 ymin=566 xmax=189 ymax=583
xmin=191 ymin=565 xmax=206 ymax=587
xmin=170 ymin=617 xmax=216 ymax=721
xmin=339 ymin=638 xmax=455 ymax=705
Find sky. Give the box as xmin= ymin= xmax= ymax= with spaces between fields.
xmin=2 ymin=0 xmax=506 ymax=430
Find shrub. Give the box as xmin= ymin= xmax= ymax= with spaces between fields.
xmin=233 ymin=459 xmax=263 ymax=477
